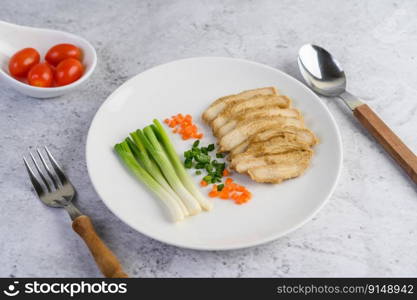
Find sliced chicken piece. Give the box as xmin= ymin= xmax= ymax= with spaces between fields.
xmin=252 ymin=126 xmax=318 ymax=145
xmin=229 ymin=126 xmax=318 ymax=156
xmin=219 ymin=117 xmax=304 ymax=152
xmin=230 ymin=136 xmax=311 ymax=168
xmin=202 ymin=87 xmax=277 ymax=123
xmin=229 ymin=142 xmax=248 ymax=157
xmin=211 ymin=95 xmax=292 ymax=131
xmin=215 ymin=105 xmax=300 ymax=138
xmin=234 ymin=149 xmax=313 ymax=173
xmin=246 ymin=136 xmax=311 ymax=153
xmin=248 ymin=160 xmax=311 ymax=183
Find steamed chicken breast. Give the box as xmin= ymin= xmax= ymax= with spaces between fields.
xmin=230 ymin=136 xmax=311 ymax=168
xmin=229 ymin=126 xmax=318 ymax=156
xmin=247 ymin=161 xmax=311 ymax=183
xmin=202 ymin=86 xmax=317 ymax=184
xmin=215 ymin=105 xmax=300 ymax=138
xmin=219 ymin=117 xmax=304 ymax=152
xmin=211 ymin=94 xmax=291 ymax=132
xmin=245 ymin=136 xmax=311 ymax=154
xmin=252 ymin=126 xmax=318 ymax=145
xmin=202 ymin=87 xmax=277 ymax=123
xmin=233 ymin=149 xmax=313 ymax=173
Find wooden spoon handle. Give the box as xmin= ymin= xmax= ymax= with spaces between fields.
xmin=72 ymin=215 xmax=128 ymax=278
xmin=353 ymin=104 xmax=417 ymax=183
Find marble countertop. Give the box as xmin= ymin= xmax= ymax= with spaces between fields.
xmin=1 ymin=0 xmax=416 ymax=277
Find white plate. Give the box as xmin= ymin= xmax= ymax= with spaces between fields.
xmin=86 ymin=57 xmax=342 ymax=250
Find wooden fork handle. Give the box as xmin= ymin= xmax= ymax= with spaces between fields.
xmin=72 ymin=215 xmax=128 ymax=278
xmin=353 ymin=104 xmax=417 ymax=183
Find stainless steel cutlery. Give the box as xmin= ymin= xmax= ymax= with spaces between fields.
xmin=23 ymin=146 xmax=128 ymax=278
xmin=298 ymin=44 xmax=417 ymax=183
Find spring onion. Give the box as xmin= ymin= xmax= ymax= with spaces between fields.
xmin=114 ymin=142 xmax=184 ymax=222
xmin=152 ymin=119 xmax=213 ymax=211
xmin=128 ymin=133 xmax=189 ymax=216
xmin=142 ymin=126 xmax=202 ymax=215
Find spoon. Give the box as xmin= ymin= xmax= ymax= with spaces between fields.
xmin=298 ymin=44 xmax=417 ymax=184
xmin=0 ymin=21 xmax=97 ymax=98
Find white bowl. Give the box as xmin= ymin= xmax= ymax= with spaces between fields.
xmin=0 ymin=21 xmax=97 ymax=98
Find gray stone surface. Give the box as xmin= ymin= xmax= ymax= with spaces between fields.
xmin=1 ymin=0 xmax=416 ymax=277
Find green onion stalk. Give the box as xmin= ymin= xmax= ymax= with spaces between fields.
xmin=152 ymin=119 xmax=213 ymax=211
xmin=114 ymin=142 xmax=184 ymax=222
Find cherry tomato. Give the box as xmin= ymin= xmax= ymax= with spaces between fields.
xmin=27 ymin=63 xmax=53 ymax=87
xmin=55 ymin=58 xmax=84 ymax=86
xmin=45 ymin=44 xmax=82 ymax=66
xmin=9 ymin=48 xmax=40 ymax=77
xmin=45 ymin=61 xmax=56 ymax=74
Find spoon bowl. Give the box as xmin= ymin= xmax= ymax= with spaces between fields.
xmin=298 ymin=44 xmax=346 ymax=97
xmin=0 ymin=21 xmax=97 ymax=98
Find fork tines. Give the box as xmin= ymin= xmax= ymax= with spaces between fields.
xmin=23 ymin=146 xmax=68 ymax=196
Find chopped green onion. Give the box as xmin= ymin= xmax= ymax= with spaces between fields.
xmin=184 ymin=150 xmax=193 ymax=159
xmin=195 ymin=153 xmax=210 ymax=163
xmin=205 ymin=164 xmax=213 ymax=173
xmin=195 ymin=162 xmax=206 ymax=169
xmin=184 ymin=158 xmax=193 ymax=169
xmin=203 ymin=175 xmax=212 ymax=183
xmin=192 ymin=140 xmax=200 ymax=148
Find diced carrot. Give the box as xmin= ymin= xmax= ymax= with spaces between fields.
xmin=168 ymin=120 xmax=177 ymax=128
xmin=222 ymin=169 xmax=229 ymax=176
xmin=208 ymin=190 xmax=218 ymax=198
xmin=234 ymin=185 xmax=245 ymax=192
xmin=164 ymin=114 xmax=206 ymax=139
xmin=200 ymin=180 xmax=208 ymax=187
xmin=235 ymin=194 xmax=246 ymax=204
xmin=240 ymin=193 xmax=251 ymax=202
xmin=228 ymin=183 xmax=238 ymax=190
xmin=231 ymin=192 xmax=239 ymax=200
xmin=225 ymin=178 xmax=233 ymax=185
xmin=183 ymin=126 xmax=193 ymax=135
xmin=219 ymin=190 xmax=229 ymax=199
xmin=223 ymin=185 xmax=232 ymax=193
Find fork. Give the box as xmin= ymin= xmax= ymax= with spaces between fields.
xmin=23 ymin=146 xmax=128 ymax=278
